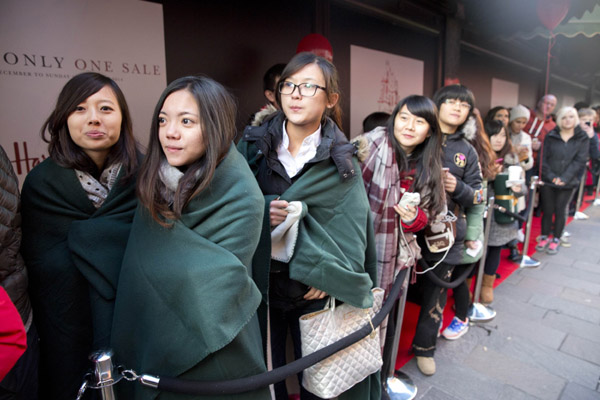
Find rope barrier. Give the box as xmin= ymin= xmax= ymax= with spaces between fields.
xmin=88 ymin=183 xmax=544 ymax=397
xmin=422 ymin=184 xmax=536 ymax=289
xmin=133 ymin=268 xmax=409 ymax=396
xmin=492 ymin=204 xmax=527 ymax=223
xmin=423 ymin=260 xmax=475 ymax=289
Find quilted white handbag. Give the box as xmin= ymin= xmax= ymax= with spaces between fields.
xmin=299 ymin=288 xmax=384 ymax=398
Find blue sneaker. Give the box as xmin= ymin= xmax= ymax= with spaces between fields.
xmin=442 ymin=317 xmax=469 ymax=340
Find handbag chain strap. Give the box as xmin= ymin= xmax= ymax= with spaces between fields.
xmin=364 ymin=309 xmax=376 ymax=338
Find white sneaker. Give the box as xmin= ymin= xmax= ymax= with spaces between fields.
xmin=563 ymin=231 xmax=571 ymax=237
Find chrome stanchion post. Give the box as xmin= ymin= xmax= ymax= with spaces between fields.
xmin=574 ymin=170 xmax=589 ymax=220
xmin=468 ymin=197 xmax=497 ymax=323
xmin=520 ymin=176 xmax=541 ymax=268
xmin=385 ymin=267 xmax=417 ymax=400
xmin=88 ymin=350 xmax=121 ymax=400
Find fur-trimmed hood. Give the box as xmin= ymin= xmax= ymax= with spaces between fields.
xmin=250 ymin=103 xmax=278 ymax=127
xmin=461 ymin=116 xmax=477 ymax=141
xmin=352 ymin=135 xmax=370 ymax=163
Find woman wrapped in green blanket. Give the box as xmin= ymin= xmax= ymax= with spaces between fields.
xmin=238 ymin=52 xmax=380 ymax=400
xmin=20 ymin=72 xmax=141 ymax=400
xmin=111 ymin=76 xmax=270 ymax=400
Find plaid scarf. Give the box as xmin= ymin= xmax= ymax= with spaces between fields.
xmin=357 ymin=127 xmax=422 ymax=298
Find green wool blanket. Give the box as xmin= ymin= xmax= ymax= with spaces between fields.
xmin=276 ymin=158 xmax=377 ymax=307
xmin=20 ymin=157 xmax=138 ymax=400
xmin=238 ymin=143 xmax=378 ymax=309
xmin=238 ymin=141 xmax=381 ymax=400
xmin=111 ymin=145 xmax=270 ymax=400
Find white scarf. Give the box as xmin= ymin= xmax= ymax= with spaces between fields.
xmin=75 ymin=163 xmax=121 ymax=208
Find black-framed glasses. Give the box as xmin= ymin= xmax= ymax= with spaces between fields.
xmin=278 ymin=81 xmax=326 ymax=97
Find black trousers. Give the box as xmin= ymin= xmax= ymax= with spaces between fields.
xmin=484 ymin=246 xmax=503 ymax=276
xmin=410 ymin=262 xmax=455 ymax=357
xmin=540 ymin=185 xmax=573 ymax=238
xmin=269 ymin=272 xmax=327 ymax=400
xmin=451 ymin=264 xmax=474 ymax=322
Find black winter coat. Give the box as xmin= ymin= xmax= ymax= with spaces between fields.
xmin=240 ymin=111 xmax=357 ymax=196
xmin=541 ymin=127 xmax=589 ymax=189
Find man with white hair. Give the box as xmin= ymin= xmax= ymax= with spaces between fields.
xmin=524 ymin=94 xmax=557 ymax=168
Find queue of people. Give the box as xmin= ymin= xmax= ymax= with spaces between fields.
xmin=1 ymin=52 xmax=599 ymax=400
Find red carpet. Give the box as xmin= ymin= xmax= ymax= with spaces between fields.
xmin=395 ymin=192 xmax=596 ymax=370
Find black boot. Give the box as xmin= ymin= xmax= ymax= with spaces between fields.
xmin=507 ymin=240 xmax=522 ymax=262
xmin=509 ymin=247 xmax=522 ymax=262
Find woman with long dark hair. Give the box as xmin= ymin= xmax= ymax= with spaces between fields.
xmin=412 ymin=84 xmax=483 ymax=376
xmin=471 ymin=112 xmax=500 ymax=181
xmin=238 ymin=52 xmax=379 ymax=400
xmin=20 ymin=72 xmax=140 ymax=399
xmin=485 ymin=106 xmax=509 ymax=128
xmin=111 ymin=76 xmax=270 ymax=400
xmin=357 ymin=95 xmax=446 ymax=379
xmin=480 ymin=120 xmax=525 ymax=302
xmin=536 ymin=107 xmax=589 ymax=255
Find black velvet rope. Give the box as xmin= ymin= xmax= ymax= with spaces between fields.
xmin=492 ymin=204 xmax=527 ymax=222
xmin=493 ymin=183 xmax=537 ymax=223
xmin=422 ymin=185 xmax=537 ymax=289
xmin=153 ymin=268 xmax=408 ymax=396
xmin=423 ymin=259 xmax=475 ymax=289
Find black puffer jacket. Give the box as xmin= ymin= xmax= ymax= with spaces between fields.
xmin=541 ymin=127 xmax=589 ymax=189
xmin=418 ymin=129 xmax=483 ymax=265
xmin=0 ymin=146 xmax=32 ymax=328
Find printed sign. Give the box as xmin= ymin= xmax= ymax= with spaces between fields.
xmin=0 ymin=0 xmax=166 ymax=184
xmin=350 ymin=45 xmax=424 ymax=138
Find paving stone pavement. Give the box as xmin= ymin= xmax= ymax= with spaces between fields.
xmin=397 ymin=203 xmax=600 ymax=399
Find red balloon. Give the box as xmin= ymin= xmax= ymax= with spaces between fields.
xmin=537 ymin=0 xmax=570 ymax=31
xmin=296 ymin=34 xmax=333 ymax=62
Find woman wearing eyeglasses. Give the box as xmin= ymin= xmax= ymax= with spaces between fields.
xmin=239 ymin=52 xmax=379 ymax=400
xmin=411 ymin=85 xmax=483 ymax=376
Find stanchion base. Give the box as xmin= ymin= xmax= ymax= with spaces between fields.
xmin=519 ymin=255 xmax=541 ymax=269
xmin=385 ymin=372 xmax=417 ymax=400
xmin=574 ymin=211 xmax=589 ymax=220
xmin=468 ymin=302 xmax=496 ymax=322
